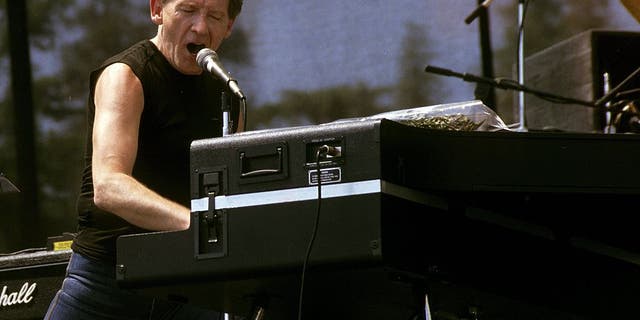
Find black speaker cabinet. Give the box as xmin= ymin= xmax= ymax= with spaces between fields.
xmin=0 ymin=250 xmax=70 ymax=320
xmin=524 ymin=29 xmax=640 ymax=132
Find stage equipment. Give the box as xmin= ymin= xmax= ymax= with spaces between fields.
xmin=464 ymin=0 xmax=497 ymax=109
xmin=0 ymin=249 xmax=71 ymax=320
xmin=613 ymin=101 xmax=640 ymax=133
xmin=515 ymin=0 xmax=528 ymax=132
xmin=465 ymin=0 xmax=495 ymax=24
xmin=118 ymin=117 xmax=640 ymax=319
xmin=524 ymin=29 xmax=640 ymax=132
xmin=197 ymin=48 xmax=245 ymax=100
xmin=464 ymin=0 xmax=529 ymax=118
xmin=197 ymin=48 xmax=248 ymax=136
xmin=0 ymin=174 xmax=19 ymax=194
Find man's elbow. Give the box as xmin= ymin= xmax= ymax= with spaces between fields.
xmin=92 ymin=176 xmax=115 ymax=211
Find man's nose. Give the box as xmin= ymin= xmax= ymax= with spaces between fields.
xmin=191 ymin=14 xmax=209 ymax=35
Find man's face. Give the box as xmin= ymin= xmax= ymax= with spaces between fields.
xmin=151 ymin=0 xmax=234 ymax=75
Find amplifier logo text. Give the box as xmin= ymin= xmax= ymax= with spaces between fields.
xmin=0 ymin=282 xmax=37 ymax=307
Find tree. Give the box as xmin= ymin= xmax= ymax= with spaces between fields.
xmin=0 ymin=0 xmax=75 ymax=251
xmin=249 ymin=83 xmax=389 ymax=130
xmin=247 ymin=21 xmax=443 ymax=130
xmin=394 ymin=22 xmax=440 ymax=109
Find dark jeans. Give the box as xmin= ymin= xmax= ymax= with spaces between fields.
xmin=44 ymin=253 xmax=224 ymax=320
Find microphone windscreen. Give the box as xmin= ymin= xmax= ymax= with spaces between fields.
xmin=196 ymin=48 xmax=217 ymax=68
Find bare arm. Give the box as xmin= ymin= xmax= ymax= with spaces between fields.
xmin=91 ymin=63 xmax=190 ymax=231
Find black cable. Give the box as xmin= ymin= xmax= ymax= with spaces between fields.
xmin=240 ymin=97 xmax=248 ymax=131
xmin=595 ymin=65 xmax=640 ymax=108
xmin=297 ymin=146 xmax=328 ymax=320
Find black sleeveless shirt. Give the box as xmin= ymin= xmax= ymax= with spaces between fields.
xmin=72 ymin=40 xmax=230 ymax=263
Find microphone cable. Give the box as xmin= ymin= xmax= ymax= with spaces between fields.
xmin=297 ymin=145 xmax=331 ymax=320
xmin=240 ymin=97 xmax=247 ymax=132
xmin=233 ymin=96 xmax=248 ymax=133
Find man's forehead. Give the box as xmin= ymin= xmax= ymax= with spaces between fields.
xmin=170 ymin=0 xmax=229 ymax=8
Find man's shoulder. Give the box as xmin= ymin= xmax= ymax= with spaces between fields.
xmin=91 ymin=40 xmax=161 ymax=84
xmin=104 ymin=40 xmax=157 ymax=69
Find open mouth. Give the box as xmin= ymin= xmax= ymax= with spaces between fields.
xmin=187 ymin=43 xmax=206 ymax=55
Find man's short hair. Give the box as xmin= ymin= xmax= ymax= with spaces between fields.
xmin=228 ymin=0 xmax=243 ymax=19
xmin=162 ymin=0 xmax=243 ymax=19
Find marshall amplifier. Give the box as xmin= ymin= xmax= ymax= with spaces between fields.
xmin=0 ymin=249 xmax=71 ymax=320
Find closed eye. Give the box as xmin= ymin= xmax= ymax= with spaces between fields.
xmin=208 ymin=14 xmax=223 ymax=21
xmin=177 ymin=4 xmax=196 ymax=14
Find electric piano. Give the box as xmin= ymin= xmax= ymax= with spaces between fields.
xmin=117 ymin=118 xmax=640 ymax=319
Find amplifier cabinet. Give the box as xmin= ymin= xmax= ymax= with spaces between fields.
xmin=0 ymin=250 xmax=70 ymax=320
xmin=524 ymin=29 xmax=640 ymax=132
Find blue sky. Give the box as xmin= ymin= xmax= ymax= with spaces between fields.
xmin=5 ymin=0 xmax=640 ymax=123
xmin=228 ymin=0 xmax=640 ymax=111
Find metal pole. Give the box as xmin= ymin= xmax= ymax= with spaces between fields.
xmin=516 ymin=0 xmax=528 ymax=132
xmin=477 ymin=0 xmax=496 ymax=110
xmin=7 ymin=0 xmax=41 ymax=246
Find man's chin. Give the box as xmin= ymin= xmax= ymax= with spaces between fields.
xmin=184 ymin=70 xmax=203 ymax=76
xmin=177 ymin=64 xmax=204 ymax=75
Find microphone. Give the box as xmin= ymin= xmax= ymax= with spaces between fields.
xmin=425 ymin=65 xmax=460 ymax=77
xmin=465 ymin=0 xmax=495 ymax=24
xmin=196 ymin=48 xmax=245 ymax=100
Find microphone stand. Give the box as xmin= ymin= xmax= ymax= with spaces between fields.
xmin=221 ymin=91 xmax=248 ymax=137
xmin=425 ymin=65 xmax=597 ymax=108
xmin=516 ymin=0 xmax=527 ymax=132
xmin=465 ymin=0 xmax=497 ymax=109
xmin=465 ymin=0 xmax=528 ymax=129
xmin=221 ymin=92 xmax=232 ymax=137
xmin=425 ymin=64 xmax=640 ymax=133
xmin=594 ymin=65 xmax=640 ymax=109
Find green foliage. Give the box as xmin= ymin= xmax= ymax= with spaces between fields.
xmin=56 ymin=1 xmax=154 ymax=105
xmin=249 ymin=83 xmax=390 ymax=130
xmin=394 ymin=22 xmax=440 ymax=108
xmin=0 ymin=0 xmax=73 ymax=56
xmin=37 ymin=126 xmax=85 ymax=223
xmin=248 ymin=21 xmax=438 ymax=130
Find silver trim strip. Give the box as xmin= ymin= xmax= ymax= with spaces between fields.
xmin=191 ymin=179 xmax=447 ymax=211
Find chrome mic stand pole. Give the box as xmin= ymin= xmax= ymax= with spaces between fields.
xmin=221 ymin=91 xmax=248 ymax=136
xmin=221 ymin=91 xmax=231 ymax=137
xmin=516 ymin=0 xmax=527 ymax=132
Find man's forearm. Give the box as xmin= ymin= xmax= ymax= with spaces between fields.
xmin=93 ymin=172 xmax=191 ymax=231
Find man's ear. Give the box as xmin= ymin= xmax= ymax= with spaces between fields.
xmin=224 ymin=19 xmax=236 ymax=39
xmin=150 ymin=0 xmax=163 ymax=25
